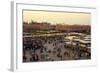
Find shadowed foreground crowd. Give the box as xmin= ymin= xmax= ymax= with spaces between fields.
xmin=23 ymin=36 xmax=91 ymax=62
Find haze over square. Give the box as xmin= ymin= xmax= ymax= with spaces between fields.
xmin=23 ymin=10 xmax=91 ymax=25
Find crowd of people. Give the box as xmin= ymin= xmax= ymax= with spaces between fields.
xmin=23 ymin=35 xmax=91 ymax=62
